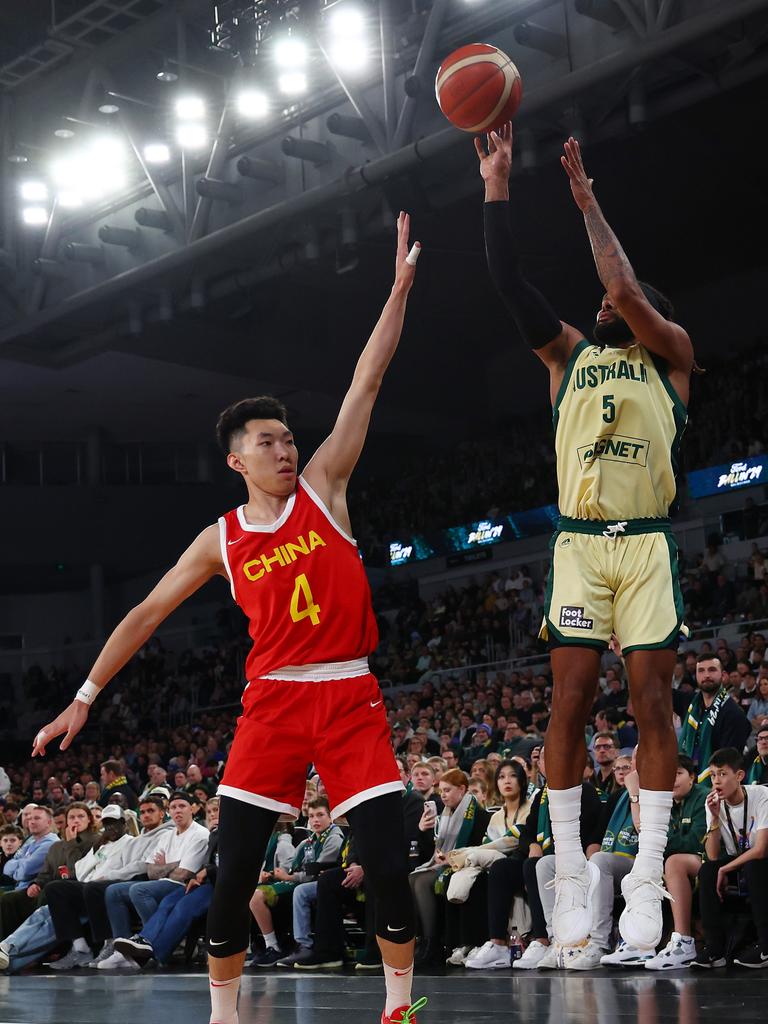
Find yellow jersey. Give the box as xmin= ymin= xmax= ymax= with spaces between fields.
xmin=553 ymin=339 xmax=687 ymax=521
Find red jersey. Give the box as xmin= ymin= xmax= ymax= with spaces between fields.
xmin=218 ymin=476 xmax=379 ymax=681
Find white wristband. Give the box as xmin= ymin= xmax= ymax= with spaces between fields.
xmin=74 ymin=679 xmax=100 ymax=706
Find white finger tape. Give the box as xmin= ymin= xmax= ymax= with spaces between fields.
xmin=405 ymin=243 xmax=421 ymax=266
xmin=35 ymin=731 xmax=46 ymax=748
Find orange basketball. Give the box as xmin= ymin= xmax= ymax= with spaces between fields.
xmin=435 ymin=43 xmax=522 ymax=134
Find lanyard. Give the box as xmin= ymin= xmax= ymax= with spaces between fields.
xmin=724 ymin=787 xmax=750 ymax=853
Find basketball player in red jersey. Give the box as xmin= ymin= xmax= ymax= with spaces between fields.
xmin=32 ymin=213 xmax=426 ymax=1024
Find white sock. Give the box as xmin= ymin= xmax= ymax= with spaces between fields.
xmin=263 ymin=930 xmax=279 ymax=950
xmin=383 ymin=960 xmax=413 ymax=1017
xmin=209 ymin=976 xmax=241 ymax=1024
xmin=72 ymin=937 xmax=90 ymax=954
xmin=548 ymin=786 xmax=585 ymax=872
xmin=634 ymin=789 xmax=673 ymax=877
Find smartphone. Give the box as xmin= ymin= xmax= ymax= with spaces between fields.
xmin=423 ymin=800 xmax=437 ymax=818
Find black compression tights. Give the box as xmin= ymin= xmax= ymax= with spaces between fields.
xmin=206 ymin=791 xmax=414 ymax=959
xmin=207 ymin=797 xmax=277 ymax=959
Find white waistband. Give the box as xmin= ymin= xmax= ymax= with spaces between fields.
xmin=260 ymin=658 xmax=371 ymax=682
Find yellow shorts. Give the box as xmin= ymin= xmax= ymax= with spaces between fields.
xmin=539 ymin=517 xmax=689 ymax=654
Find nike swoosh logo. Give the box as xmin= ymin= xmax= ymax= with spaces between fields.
xmin=394 ymin=969 xmax=412 ymax=976
xmin=387 ymin=925 xmax=406 ymax=933
xmin=370 ymin=699 xmax=383 ymax=708
xmin=227 ymin=537 xmax=244 ymax=546
xmin=209 ymin=939 xmax=228 ymax=946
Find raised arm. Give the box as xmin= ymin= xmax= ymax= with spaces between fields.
xmin=302 ymin=211 xmax=419 ymax=531
xmin=560 ymin=136 xmax=694 ymax=388
xmin=31 ymin=524 xmax=224 ymax=757
xmin=476 ymin=122 xmax=584 ymax=396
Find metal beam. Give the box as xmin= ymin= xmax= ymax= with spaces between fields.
xmin=611 ymin=0 xmax=648 ymax=36
xmin=119 ymin=108 xmax=186 ymax=239
xmin=188 ymin=93 xmax=236 ymax=243
xmin=379 ymin=0 xmax=397 ymax=146
xmin=3 ymin=0 xmax=768 ymax=354
xmin=316 ymin=38 xmax=388 ymax=155
xmin=392 ymin=0 xmax=452 ymax=151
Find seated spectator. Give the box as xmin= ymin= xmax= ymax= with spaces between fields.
xmin=692 ymin=747 xmax=768 ymax=969
xmin=44 ymin=806 xmax=137 ymax=970
xmin=139 ymin=764 xmax=169 ymax=801
xmin=454 ymin=760 xmax=532 ymax=969
xmin=747 ymin=679 xmax=768 ymax=733
xmin=52 ymin=807 xmax=67 ymax=839
xmin=468 ymin=779 xmax=488 ymax=808
xmin=0 ymin=803 xmax=99 ymax=942
xmin=98 ymin=761 xmax=138 ymax=811
xmin=461 ymin=725 xmax=494 ymax=771
xmin=409 ymin=763 xmax=442 ymax=812
xmin=590 ymin=732 xmax=620 ymax=804
xmin=0 ymin=827 xmax=24 ymax=881
xmin=497 ymin=720 xmax=538 ymax=761
xmin=410 ymin=769 xmax=491 ymax=967
xmin=2 ymin=805 xmax=20 ymax=828
xmin=512 ymin=747 xmax=602 ymax=970
xmin=426 ymin=756 xmax=448 ymax=779
xmin=84 ymin=781 xmax=102 ymax=806
xmin=115 ymin=797 xmax=221 ymax=967
xmin=442 ymin=749 xmax=460 ymax=771
xmin=102 ymin=791 xmax=209 ymax=969
xmin=469 ymin=760 xmax=499 ymax=807
xmin=642 ymin=755 xmax=707 ymax=970
xmin=0 ymin=806 xmax=58 ymax=905
xmin=248 ymin=798 xmax=343 ymax=967
xmin=748 ymin=727 xmax=768 ymax=785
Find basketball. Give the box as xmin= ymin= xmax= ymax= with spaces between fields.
xmin=435 ymin=43 xmax=522 ymax=134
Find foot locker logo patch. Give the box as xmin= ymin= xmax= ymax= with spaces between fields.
xmin=559 ymin=605 xmax=594 ymax=630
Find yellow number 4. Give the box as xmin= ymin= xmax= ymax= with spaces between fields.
xmin=290 ymin=573 xmax=321 ymax=627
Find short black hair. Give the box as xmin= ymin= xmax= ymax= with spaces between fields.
xmin=638 ymin=282 xmax=674 ymax=320
xmin=708 ymin=747 xmax=744 ymax=772
xmin=215 ymin=396 xmax=289 ymax=454
xmin=139 ymin=795 xmax=166 ymax=811
xmin=696 ymin=652 xmax=722 ymax=665
xmin=677 ymin=753 xmax=696 ymax=777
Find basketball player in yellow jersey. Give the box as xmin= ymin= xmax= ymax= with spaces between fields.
xmin=477 ymin=123 xmax=694 ymax=962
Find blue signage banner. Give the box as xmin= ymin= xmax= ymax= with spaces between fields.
xmin=687 ymin=454 xmax=766 ymax=499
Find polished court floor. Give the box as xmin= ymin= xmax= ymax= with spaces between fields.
xmin=0 ymin=968 xmax=759 ymax=1024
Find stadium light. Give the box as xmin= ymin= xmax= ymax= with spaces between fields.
xmin=176 ymin=123 xmax=208 ymax=149
xmin=143 ymin=142 xmax=171 ymax=164
xmin=20 ymin=181 xmax=48 ymax=201
xmin=57 ymin=192 xmax=83 ymax=209
xmin=327 ymin=7 xmax=368 ymax=73
xmin=236 ymin=89 xmax=270 ymax=119
xmin=274 ymin=37 xmax=307 ymax=68
xmin=22 ymin=207 xmax=49 ymax=226
xmin=278 ymin=72 xmax=308 ymax=96
xmin=175 ymin=95 xmax=205 ymax=120
xmin=98 ymin=103 xmax=120 ymax=114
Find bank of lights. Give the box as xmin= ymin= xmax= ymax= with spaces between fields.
xmin=20 ymin=181 xmax=48 ymax=201
xmin=176 ymin=123 xmax=208 ymax=149
xmin=22 ymin=207 xmax=49 ymax=226
xmin=274 ymin=36 xmax=308 ymax=95
xmin=143 ymin=142 xmax=171 ymax=164
xmin=236 ymin=89 xmax=269 ymax=119
xmin=175 ymin=95 xmax=205 ymax=120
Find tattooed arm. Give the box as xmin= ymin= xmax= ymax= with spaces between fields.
xmin=560 ymin=136 xmax=693 ymax=382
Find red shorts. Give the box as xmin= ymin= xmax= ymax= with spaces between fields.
xmin=218 ymin=662 xmax=403 ymax=820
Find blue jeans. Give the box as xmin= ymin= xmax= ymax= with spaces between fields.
xmin=0 ymin=905 xmax=58 ymax=972
xmin=292 ymin=881 xmax=317 ymax=949
xmin=140 ymin=883 xmax=213 ymax=963
xmin=129 ymin=880 xmax=182 ymax=925
xmin=104 ymin=881 xmax=137 ymax=940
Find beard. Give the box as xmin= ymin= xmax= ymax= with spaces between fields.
xmin=698 ymin=679 xmax=721 ymax=694
xmin=593 ymin=315 xmax=635 ymax=346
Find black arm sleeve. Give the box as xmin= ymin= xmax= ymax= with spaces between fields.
xmin=483 ymin=200 xmax=563 ymax=350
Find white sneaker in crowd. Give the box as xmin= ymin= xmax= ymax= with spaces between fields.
xmin=551 ymin=860 xmax=600 ymax=946
xmin=600 ymin=940 xmax=653 ymax=967
xmin=644 ymin=933 xmax=696 ymax=971
xmin=96 ymin=949 xmax=139 ymax=971
xmin=619 ymin=872 xmax=671 ymax=950
xmin=46 ymin=947 xmax=93 ymax=970
xmin=446 ymin=945 xmax=471 ymax=966
xmin=512 ymin=939 xmax=550 ymax=970
xmin=536 ymin=944 xmax=562 ymax=970
xmin=565 ymin=941 xmax=608 ymax=971
xmin=465 ymin=940 xmax=511 ymax=970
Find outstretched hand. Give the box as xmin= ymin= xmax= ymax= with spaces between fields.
xmin=31 ymin=700 xmax=90 ymax=757
xmin=561 ymin=136 xmax=595 ymax=212
xmin=393 ymin=211 xmax=421 ymax=292
xmin=474 ymin=122 xmax=512 ymax=184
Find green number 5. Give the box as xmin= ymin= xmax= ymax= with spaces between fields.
xmin=602 ymin=394 xmax=616 ymax=423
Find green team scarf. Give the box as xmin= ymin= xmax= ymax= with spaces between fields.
xmin=260 ymin=825 xmax=336 ymax=904
xmin=600 ymin=791 xmax=638 ymax=857
xmin=748 ymin=756 xmax=768 ymax=785
xmin=536 ymin=787 xmax=552 ymax=852
xmin=262 ymin=833 xmax=279 ymax=873
xmin=678 ymin=688 xmax=730 ymax=785
xmin=433 ymin=795 xmax=479 ymax=895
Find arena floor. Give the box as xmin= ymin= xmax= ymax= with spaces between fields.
xmin=0 ymin=967 xmax=756 ymax=1024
